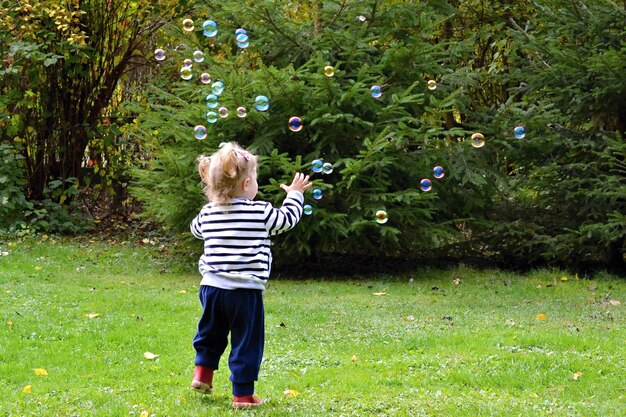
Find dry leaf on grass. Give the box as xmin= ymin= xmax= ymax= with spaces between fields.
xmin=535 ymin=313 xmax=548 ymax=320
xmin=283 ymin=389 xmax=299 ymax=397
xmin=33 ymin=368 xmax=48 ymax=376
xmin=143 ymin=352 xmax=159 ymax=360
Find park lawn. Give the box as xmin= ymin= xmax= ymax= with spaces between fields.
xmin=0 ymin=238 xmax=624 ymax=417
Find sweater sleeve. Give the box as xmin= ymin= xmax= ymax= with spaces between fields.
xmin=190 ymin=212 xmax=203 ymax=239
xmin=264 ymin=191 xmax=305 ymax=236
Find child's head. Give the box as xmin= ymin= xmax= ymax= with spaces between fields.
xmin=197 ymin=142 xmax=258 ymax=204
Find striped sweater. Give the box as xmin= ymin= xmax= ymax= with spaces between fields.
xmin=190 ymin=191 xmax=304 ymax=290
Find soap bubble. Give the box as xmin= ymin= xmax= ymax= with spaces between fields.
xmin=235 ymin=28 xmax=247 ymax=36
xmin=513 ymin=125 xmax=526 ymax=139
xmin=303 ymin=205 xmax=313 ymax=215
xmin=180 ymin=66 xmax=192 ymax=80
xmin=420 ymin=178 xmax=432 ymax=192
xmin=194 ymin=125 xmax=207 ymax=140
xmin=375 ymin=210 xmax=388 ymax=224
xmin=254 ymin=95 xmax=270 ymax=111
xmin=370 ymin=85 xmax=382 ymax=98
xmin=237 ymin=39 xmax=250 ymax=49
xmin=211 ymin=81 xmax=224 ymax=95
xmin=288 ymin=117 xmax=303 ymax=132
xmin=183 ymin=58 xmax=193 ymax=68
xmin=470 ymin=132 xmax=485 ymax=148
xmin=236 ymin=33 xmax=248 ymax=44
xmin=324 ymin=65 xmax=334 ymax=77
xmin=218 ymin=107 xmax=228 ymax=118
xmin=154 ymin=48 xmax=165 ymax=61
xmin=427 ymin=80 xmax=437 ymax=90
xmin=193 ymin=50 xmax=204 ymax=63
xmin=200 ymin=73 xmax=211 ymax=84
xmin=433 ymin=166 xmax=445 ymax=179
xmin=205 ymin=94 xmax=219 ymax=108
xmin=311 ymin=159 xmax=323 ymax=173
xmin=206 ymin=111 xmax=218 ymax=124
xmin=182 ymin=18 xmax=194 ymax=32
xmin=312 ymin=189 xmax=323 ymax=200
xmin=236 ymin=106 xmax=247 ymax=118
xmin=322 ymin=162 xmax=333 ymax=174
xmin=202 ymin=20 xmax=217 ymax=37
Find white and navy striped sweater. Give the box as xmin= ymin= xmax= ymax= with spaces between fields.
xmin=190 ymin=191 xmax=304 ymax=290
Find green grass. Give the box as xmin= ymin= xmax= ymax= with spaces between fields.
xmin=0 ymin=237 xmax=624 ymax=416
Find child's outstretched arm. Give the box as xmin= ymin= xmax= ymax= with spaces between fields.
xmin=266 ymin=173 xmax=313 ymax=236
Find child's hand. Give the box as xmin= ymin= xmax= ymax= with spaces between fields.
xmin=280 ymin=172 xmax=312 ymax=194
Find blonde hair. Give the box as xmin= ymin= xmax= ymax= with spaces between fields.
xmin=197 ymin=142 xmax=257 ymax=204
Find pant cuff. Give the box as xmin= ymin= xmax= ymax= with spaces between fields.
xmin=232 ymin=382 xmax=254 ymax=396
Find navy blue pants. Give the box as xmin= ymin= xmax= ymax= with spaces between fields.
xmin=193 ymin=285 xmax=264 ymax=396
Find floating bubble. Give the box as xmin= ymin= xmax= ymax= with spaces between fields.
xmin=514 ymin=125 xmax=526 ymax=139
xmin=194 ymin=125 xmax=207 ymax=140
xmin=420 ymin=178 xmax=432 ymax=192
xmin=236 ymin=106 xmax=247 ymax=118
xmin=322 ymin=162 xmax=333 ymax=174
xmin=182 ymin=18 xmax=194 ymax=32
xmin=180 ymin=66 xmax=192 ymax=81
xmin=205 ymin=94 xmax=219 ymax=108
xmin=370 ymin=85 xmax=382 ymax=99
xmin=470 ymin=132 xmax=485 ymax=148
xmin=183 ymin=58 xmax=193 ymax=68
xmin=324 ymin=65 xmax=334 ymax=77
xmin=375 ymin=210 xmax=388 ymax=224
xmin=288 ymin=117 xmax=303 ymax=132
xmin=311 ymin=159 xmax=323 ymax=173
xmin=211 ymin=81 xmax=224 ymax=96
xmin=303 ymin=204 xmax=313 ymax=216
xmin=154 ymin=48 xmax=165 ymax=61
xmin=312 ymin=189 xmax=323 ymax=200
xmin=236 ymin=33 xmax=248 ymax=44
xmin=206 ymin=111 xmax=218 ymax=124
xmin=235 ymin=28 xmax=247 ymax=36
xmin=202 ymin=20 xmax=217 ymax=37
xmin=237 ymin=39 xmax=250 ymax=49
xmin=427 ymin=80 xmax=437 ymax=90
xmin=433 ymin=166 xmax=445 ymax=179
xmin=218 ymin=107 xmax=228 ymax=118
xmin=254 ymin=95 xmax=270 ymax=111
xmin=200 ymin=73 xmax=211 ymax=84
xmin=193 ymin=50 xmax=204 ymax=63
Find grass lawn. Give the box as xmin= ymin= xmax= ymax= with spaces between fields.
xmin=0 ymin=237 xmax=624 ymax=416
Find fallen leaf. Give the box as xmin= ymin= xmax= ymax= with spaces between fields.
xmin=7 ymin=320 xmax=12 ymax=328
xmin=33 ymin=368 xmax=48 ymax=376
xmin=351 ymin=354 xmax=357 ymax=364
xmin=143 ymin=352 xmax=159 ymax=360
xmin=452 ymin=278 xmax=461 ymax=285
xmin=177 ymin=290 xmax=187 ymax=294
xmin=405 ymin=315 xmax=415 ymax=321
xmin=283 ymin=389 xmax=299 ymax=397
xmin=506 ymin=318 xmax=516 ymax=326
xmin=373 ymin=291 xmax=386 ymax=296
xmin=535 ymin=313 xmax=548 ymax=321
xmin=572 ymin=372 xmax=583 ymax=380
xmin=608 ymin=300 xmax=621 ymax=306
xmin=22 ymin=385 xmax=32 ymax=394
xmin=34 ymin=266 xmax=42 ymax=271
xmin=139 ymin=410 xmax=150 ymax=417
xmin=85 ymin=313 xmax=101 ymax=319
xmin=560 ymin=276 xmax=568 ymax=282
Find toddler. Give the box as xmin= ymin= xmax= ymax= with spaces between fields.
xmin=189 ymin=142 xmax=312 ymax=408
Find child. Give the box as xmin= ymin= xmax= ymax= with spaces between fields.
xmin=189 ymin=142 xmax=312 ymax=408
